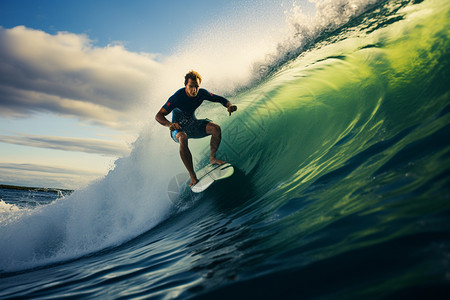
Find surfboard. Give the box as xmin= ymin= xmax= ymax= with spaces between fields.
xmin=190 ymin=163 xmax=234 ymax=193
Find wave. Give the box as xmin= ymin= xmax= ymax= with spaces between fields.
xmin=1 ymin=0 xmax=448 ymax=275
xmin=250 ymin=0 xmax=383 ymax=83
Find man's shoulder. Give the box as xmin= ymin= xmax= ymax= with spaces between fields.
xmin=171 ymin=88 xmax=186 ymax=98
xmin=163 ymin=88 xmax=185 ymax=111
xmin=168 ymin=88 xmax=187 ymax=102
xmin=198 ymin=88 xmax=212 ymax=98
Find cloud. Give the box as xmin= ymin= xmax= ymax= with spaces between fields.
xmin=0 ymin=162 xmax=102 ymax=176
xmin=0 ymin=26 xmax=162 ymax=129
xmin=0 ymin=133 xmax=130 ymax=156
xmin=0 ymin=162 xmax=105 ymax=189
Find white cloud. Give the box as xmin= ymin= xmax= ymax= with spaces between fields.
xmin=0 ymin=162 xmax=101 ymax=176
xmin=0 ymin=133 xmax=130 ymax=156
xmin=0 ymin=26 xmax=162 ymax=130
xmin=0 ymin=162 xmax=104 ymax=189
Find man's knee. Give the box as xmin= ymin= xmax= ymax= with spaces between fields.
xmin=206 ymin=122 xmax=221 ymax=136
xmin=177 ymin=131 xmax=188 ymax=145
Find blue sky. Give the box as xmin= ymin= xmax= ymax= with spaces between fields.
xmin=1 ymin=0 xmax=210 ymax=53
xmin=1 ymin=0 xmax=289 ymax=53
xmin=0 ymin=0 xmax=313 ymax=189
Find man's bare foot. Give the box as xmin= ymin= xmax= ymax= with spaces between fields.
xmin=210 ymin=157 xmax=226 ymax=165
xmin=189 ymin=177 xmax=199 ymax=187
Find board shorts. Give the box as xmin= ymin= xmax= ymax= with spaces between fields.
xmin=170 ymin=119 xmax=210 ymax=143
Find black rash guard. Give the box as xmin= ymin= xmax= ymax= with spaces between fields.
xmin=162 ymin=88 xmax=228 ymax=127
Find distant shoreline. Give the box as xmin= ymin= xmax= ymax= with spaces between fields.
xmin=0 ymin=184 xmax=73 ymax=193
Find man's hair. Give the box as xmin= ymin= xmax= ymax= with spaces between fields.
xmin=184 ymin=70 xmax=202 ymax=86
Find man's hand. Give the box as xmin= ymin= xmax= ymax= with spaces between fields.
xmin=169 ymin=122 xmax=182 ymax=131
xmin=227 ymin=105 xmax=237 ymax=116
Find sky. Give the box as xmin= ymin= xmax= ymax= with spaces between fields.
xmin=0 ymin=0 xmax=314 ymax=189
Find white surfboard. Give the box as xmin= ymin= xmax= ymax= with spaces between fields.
xmin=190 ymin=163 xmax=234 ymax=193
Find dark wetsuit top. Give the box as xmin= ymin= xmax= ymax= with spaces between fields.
xmin=162 ymin=88 xmax=228 ymax=139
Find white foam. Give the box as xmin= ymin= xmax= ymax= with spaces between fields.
xmin=0 ymin=127 xmax=182 ymax=272
xmin=253 ymin=0 xmax=381 ymax=81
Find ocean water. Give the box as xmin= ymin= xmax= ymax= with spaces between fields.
xmin=1 ymin=0 xmax=449 ymax=298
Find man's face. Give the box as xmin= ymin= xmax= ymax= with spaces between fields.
xmin=185 ymin=78 xmax=200 ymax=98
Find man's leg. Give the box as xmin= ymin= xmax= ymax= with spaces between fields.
xmin=177 ymin=131 xmax=198 ymax=186
xmin=206 ymin=122 xmax=225 ymax=165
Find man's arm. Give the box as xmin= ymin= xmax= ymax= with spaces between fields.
xmin=204 ymin=91 xmax=237 ymax=116
xmin=155 ymin=108 xmax=181 ymax=131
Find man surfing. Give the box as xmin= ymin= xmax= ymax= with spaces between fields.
xmin=155 ymin=70 xmax=237 ymax=187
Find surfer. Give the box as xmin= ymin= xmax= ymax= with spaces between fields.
xmin=155 ymin=70 xmax=237 ymax=187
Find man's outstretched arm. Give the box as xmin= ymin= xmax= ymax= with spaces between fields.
xmin=207 ymin=92 xmax=237 ymax=116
